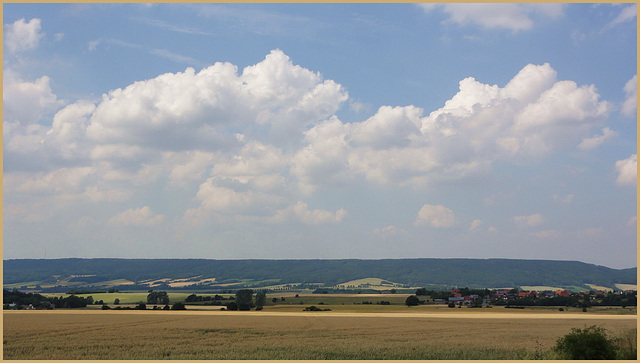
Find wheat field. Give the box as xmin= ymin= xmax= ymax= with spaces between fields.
xmin=3 ymin=310 xmax=636 ymax=360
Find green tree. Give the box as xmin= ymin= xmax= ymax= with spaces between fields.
xmin=554 ymin=325 xmax=616 ymax=360
xmin=147 ymin=291 xmax=170 ymax=305
xmin=113 ymin=298 xmax=120 ymax=305
xmin=405 ymin=295 xmax=420 ymax=307
xmin=255 ymin=290 xmax=267 ymax=309
xmin=415 ymin=288 xmax=428 ymax=296
xmin=235 ymin=289 xmax=254 ymax=311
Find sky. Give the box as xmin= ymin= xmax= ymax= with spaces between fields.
xmin=3 ymin=3 xmax=637 ymax=269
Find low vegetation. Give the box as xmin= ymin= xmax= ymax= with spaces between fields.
xmin=554 ymin=325 xmax=637 ymax=359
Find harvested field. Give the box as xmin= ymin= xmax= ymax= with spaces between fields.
xmin=3 ymin=310 xmax=636 ymax=360
xmin=616 ymin=283 xmax=638 ymax=291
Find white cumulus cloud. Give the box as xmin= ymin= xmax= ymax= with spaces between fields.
xmin=615 ymin=154 xmax=637 ymax=186
xmin=4 ymin=18 xmax=44 ymax=53
xmin=414 ymin=204 xmax=455 ymax=228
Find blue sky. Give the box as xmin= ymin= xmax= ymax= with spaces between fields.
xmin=3 ymin=3 xmax=637 ymax=269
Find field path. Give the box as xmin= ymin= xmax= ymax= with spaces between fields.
xmin=5 ymin=309 xmax=635 ymax=320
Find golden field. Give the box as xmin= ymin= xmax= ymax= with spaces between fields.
xmin=3 ymin=309 xmax=636 ymax=360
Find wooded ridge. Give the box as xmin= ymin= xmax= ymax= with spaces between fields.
xmin=3 ymin=258 xmax=636 ymax=292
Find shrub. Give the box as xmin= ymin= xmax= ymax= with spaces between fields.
xmin=405 ymin=295 xmax=420 ymax=307
xmin=171 ymin=302 xmax=186 ymax=310
xmin=554 ymin=325 xmax=616 ymax=360
xmin=226 ymin=302 xmax=238 ymax=311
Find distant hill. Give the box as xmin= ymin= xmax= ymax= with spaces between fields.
xmin=3 ymin=258 xmax=636 ymax=292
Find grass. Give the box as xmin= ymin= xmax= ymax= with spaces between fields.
xmin=3 ymin=310 xmax=636 ymax=360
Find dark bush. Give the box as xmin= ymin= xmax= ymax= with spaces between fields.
xmin=226 ymin=302 xmax=238 ymax=311
xmin=405 ymin=295 xmax=420 ymax=307
xmin=171 ymin=302 xmax=186 ymax=310
xmin=554 ymin=325 xmax=616 ymax=360
xmin=134 ymin=303 xmax=146 ymax=310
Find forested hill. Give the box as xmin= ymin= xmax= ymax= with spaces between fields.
xmin=3 ymin=258 xmax=636 ymax=291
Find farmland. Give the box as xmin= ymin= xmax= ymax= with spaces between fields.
xmin=4 ymin=308 xmax=636 ymax=360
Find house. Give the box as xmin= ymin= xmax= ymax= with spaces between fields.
xmin=555 ymin=290 xmax=571 ymax=297
xmin=541 ymin=290 xmax=554 ymax=298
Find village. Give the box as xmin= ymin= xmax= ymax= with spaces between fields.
xmin=433 ymin=287 xmax=637 ymax=308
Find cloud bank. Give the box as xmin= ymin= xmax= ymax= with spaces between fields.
xmin=2 ymin=47 xmax=620 ymax=231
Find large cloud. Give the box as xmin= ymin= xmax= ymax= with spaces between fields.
xmin=86 ymin=49 xmax=347 ymax=151
xmin=291 ymin=62 xmax=610 ymax=192
xmin=2 ymin=51 xmax=616 ymax=228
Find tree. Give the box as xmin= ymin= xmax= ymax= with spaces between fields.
xmin=113 ymin=298 xmax=120 ymax=305
xmin=405 ymin=295 xmax=420 ymax=307
xmin=415 ymin=288 xmax=428 ymax=296
xmin=554 ymin=325 xmax=616 ymax=359
xmin=147 ymin=291 xmax=170 ymax=305
xmin=254 ymin=290 xmax=267 ymax=309
xmin=235 ymin=289 xmax=254 ymax=311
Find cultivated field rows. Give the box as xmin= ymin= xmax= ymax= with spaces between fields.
xmin=4 ymin=309 xmax=637 ymax=360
